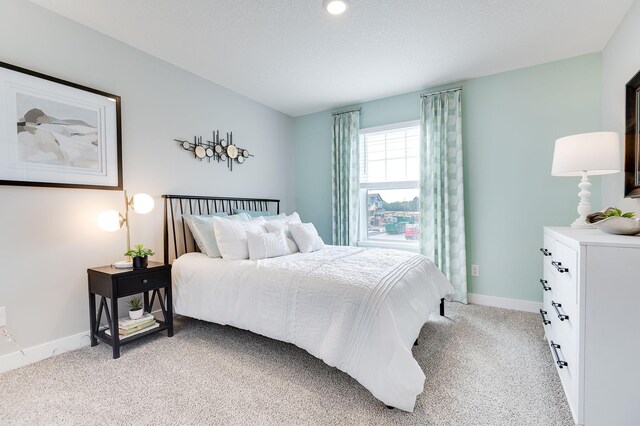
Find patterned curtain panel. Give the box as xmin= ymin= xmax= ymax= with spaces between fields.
xmin=331 ymin=110 xmax=361 ymax=246
xmin=419 ymin=90 xmax=468 ymax=303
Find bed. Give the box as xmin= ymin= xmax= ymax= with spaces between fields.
xmin=163 ymin=194 xmax=454 ymax=412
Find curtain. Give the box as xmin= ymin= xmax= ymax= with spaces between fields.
xmin=331 ymin=110 xmax=360 ymax=246
xmin=419 ymin=90 xmax=468 ymax=303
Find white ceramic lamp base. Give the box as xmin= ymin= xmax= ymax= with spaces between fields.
xmin=571 ymin=172 xmax=595 ymax=229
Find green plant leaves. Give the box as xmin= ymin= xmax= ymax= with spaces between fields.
xmin=124 ymin=245 xmax=155 ymax=257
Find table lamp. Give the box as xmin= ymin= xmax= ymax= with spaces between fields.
xmin=551 ymin=132 xmax=621 ymax=228
xmin=97 ymin=190 xmax=154 ymax=267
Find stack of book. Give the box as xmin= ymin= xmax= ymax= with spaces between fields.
xmin=105 ymin=312 xmax=159 ymax=338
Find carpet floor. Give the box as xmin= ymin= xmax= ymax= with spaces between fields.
xmin=0 ymin=303 xmax=573 ymax=425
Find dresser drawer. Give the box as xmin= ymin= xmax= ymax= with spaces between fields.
xmin=550 ymin=337 xmax=578 ymax=418
xmin=551 ymin=241 xmax=578 ymax=305
xmin=550 ymin=296 xmax=579 ymax=354
xmin=117 ymin=270 xmax=168 ymax=295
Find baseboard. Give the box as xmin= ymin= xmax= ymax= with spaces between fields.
xmin=0 ymin=330 xmax=92 ymax=374
xmin=0 ymin=309 xmax=165 ymax=374
xmin=467 ymin=293 xmax=542 ymax=313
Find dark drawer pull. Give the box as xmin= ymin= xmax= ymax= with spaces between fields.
xmin=550 ymin=341 xmax=568 ymax=368
xmin=142 ymin=279 xmax=148 ymax=284
xmin=551 ymin=261 xmax=568 ymax=273
xmin=540 ymin=279 xmax=551 ymax=291
xmin=540 ymin=248 xmax=552 ymax=256
xmin=539 ymin=309 xmax=551 ymax=325
xmin=552 ymin=301 xmax=569 ymax=321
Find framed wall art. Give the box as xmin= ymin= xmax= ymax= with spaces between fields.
xmin=625 ymin=68 xmax=640 ymax=198
xmin=0 ymin=61 xmax=122 ymax=190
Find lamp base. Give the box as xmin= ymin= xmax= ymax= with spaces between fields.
xmin=114 ymin=259 xmax=133 ymax=269
xmin=571 ymin=171 xmax=595 ymax=229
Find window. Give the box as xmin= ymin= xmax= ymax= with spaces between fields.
xmin=358 ymin=121 xmax=420 ymax=248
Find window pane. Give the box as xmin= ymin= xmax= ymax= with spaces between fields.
xmin=359 ymin=124 xmax=420 ymax=184
xmin=406 ymin=157 xmax=419 ymax=180
xmin=366 ymin=188 xmax=420 ymax=244
xmin=366 ymin=160 xmax=386 ymax=183
xmin=386 ymin=135 xmax=405 ymax=160
xmin=386 ymin=158 xmax=406 ymax=181
xmin=367 ymin=137 xmax=385 ymax=161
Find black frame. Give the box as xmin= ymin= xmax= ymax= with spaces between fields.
xmin=625 ymin=69 xmax=640 ymax=198
xmin=0 ymin=61 xmax=122 ymax=190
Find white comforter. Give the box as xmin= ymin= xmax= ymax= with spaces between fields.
xmin=172 ymin=246 xmax=453 ymax=411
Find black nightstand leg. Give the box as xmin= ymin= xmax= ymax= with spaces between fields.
xmin=143 ymin=291 xmax=150 ymax=313
xmin=88 ymin=292 xmax=97 ymax=347
xmin=166 ymin=286 xmax=174 ymax=337
xmin=110 ymin=297 xmax=120 ymax=359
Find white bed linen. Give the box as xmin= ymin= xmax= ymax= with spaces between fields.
xmin=172 ymin=245 xmax=453 ymax=411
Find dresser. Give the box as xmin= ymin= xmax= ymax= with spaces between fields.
xmin=540 ymin=227 xmax=640 ymax=425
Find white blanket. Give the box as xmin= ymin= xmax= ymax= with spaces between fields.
xmin=172 ymin=246 xmax=453 ymax=411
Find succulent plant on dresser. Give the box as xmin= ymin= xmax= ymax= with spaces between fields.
xmin=540 ymin=227 xmax=640 ymax=425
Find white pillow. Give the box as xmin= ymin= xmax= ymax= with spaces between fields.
xmin=183 ymin=214 xmax=225 ymax=257
xmin=289 ymin=223 xmax=325 ymax=253
xmin=214 ymin=217 xmax=267 ymax=260
xmin=247 ymin=230 xmax=289 ymax=260
xmin=264 ymin=214 xmax=302 ymax=253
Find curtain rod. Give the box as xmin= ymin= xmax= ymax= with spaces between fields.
xmin=420 ymin=86 xmax=462 ymax=98
xmin=332 ymin=108 xmax=362 ymax=116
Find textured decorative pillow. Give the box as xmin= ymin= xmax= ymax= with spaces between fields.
xmin=289 ymin=223 xmax=325 ymax=253
xmin=213 ymin=216 xmax=267 ymax=260
xmin=264 ymin=212 xmax=303 ymax=253
xmin=182 ymin=213 xmax=228 ymax=257
xmin=247 ymin=230 xmax=289 ymax=260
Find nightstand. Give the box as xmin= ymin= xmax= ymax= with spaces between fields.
xmin=87 ymin=262 xmax=173 ymax=358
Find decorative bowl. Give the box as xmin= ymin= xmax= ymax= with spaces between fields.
xmin=593 ymin=216 xmax=640 ymax=236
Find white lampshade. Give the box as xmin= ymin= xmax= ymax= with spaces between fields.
xmin=97 ymin=210 xmax=123 ymax=232
xmin=323 ymin=0 xmax=348 ymax=14
xmin=131 ymin=193 xmax=154 ymax=214
xmin=551 ymin=132 xmax=621 ymax=176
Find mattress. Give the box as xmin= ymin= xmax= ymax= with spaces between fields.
xmin=172 ymin=245 xmax=453 ymax=411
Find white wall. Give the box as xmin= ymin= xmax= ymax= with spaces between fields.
xmin=601 ymin=0 xmax=640 ymax=213
xmin=0 ymin=0 xmax=294 ymax=358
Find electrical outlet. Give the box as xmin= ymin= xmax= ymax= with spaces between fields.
xmin=471 ymin=264 xmax=480 ymax=277
xmin=0 ymin=306 xmax=6 ymax=327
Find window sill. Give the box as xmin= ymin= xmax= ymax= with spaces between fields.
xmin=356 ymin=240 xmax=420 ymax=253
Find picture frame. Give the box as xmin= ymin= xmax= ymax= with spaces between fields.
xmin=624 ymin=69 xmax=640 ymax=198
xmin=0 ymin=61 xmax=122 ymax=190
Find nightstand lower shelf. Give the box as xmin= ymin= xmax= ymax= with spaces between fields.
xmin=95 ymin=320 xmax=169 ymax=347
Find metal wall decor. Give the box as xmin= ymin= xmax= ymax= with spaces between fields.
xmin=174 ymin=131 xmax=252 ymax=171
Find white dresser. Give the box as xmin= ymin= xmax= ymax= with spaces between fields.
xmin=540 ymin=227 xmax=640 ymax=425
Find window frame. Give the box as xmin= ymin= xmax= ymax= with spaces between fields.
xmin=357 ymin=120 xmax=420 ymax=251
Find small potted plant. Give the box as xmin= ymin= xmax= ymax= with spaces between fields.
xmin=128 ymin=296 xmax=144 ymax=320
xmin=124 ymin=244 xmax=155 ymax=269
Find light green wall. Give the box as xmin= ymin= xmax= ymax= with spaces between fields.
xmin=293 ymin=53 xmax=602 ymax=302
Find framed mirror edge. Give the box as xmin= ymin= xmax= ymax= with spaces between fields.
xmin=624 ymin=69 xmax=640 ymax=198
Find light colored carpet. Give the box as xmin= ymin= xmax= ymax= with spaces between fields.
xmin=0 ymin=303 xmax=573 ymax=425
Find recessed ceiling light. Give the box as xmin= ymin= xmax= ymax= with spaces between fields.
xmin=323 ymin=0 xmax=348 ymax=15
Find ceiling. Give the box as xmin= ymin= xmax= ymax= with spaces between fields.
xmin=30 ymin=0 xmax=634 ymax=117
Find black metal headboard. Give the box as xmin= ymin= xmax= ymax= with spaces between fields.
xmin=162 ymin=194 xmax=280 ymax=264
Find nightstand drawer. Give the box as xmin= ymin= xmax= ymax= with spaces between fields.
xmin=118 ymin=270 xmax=167 ymax=295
